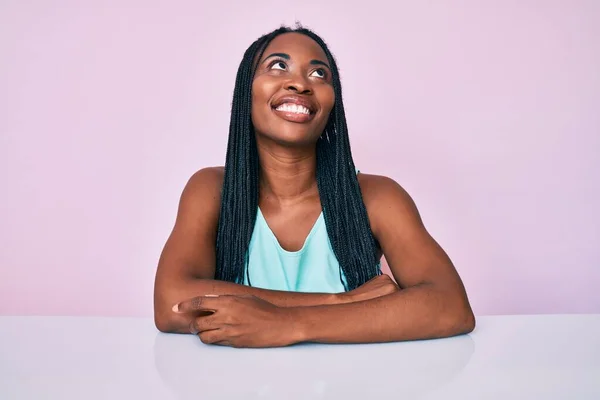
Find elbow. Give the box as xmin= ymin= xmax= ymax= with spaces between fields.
xmin=154 ymin=284 xmax=186 ymax=334
xmin=154 ymin=312 xmax=173 ymax=333
xmin=154 ymin=307 xmax=175 ymax=333
xmin=153 ymin=292 xmax=172 ymax=333
xmin=451 ymin=301 xmax=476 ymax=336
xmin=154 ymin=301 xmax=189 ymax=334
xmin=438 ymin=295 xmax=475 ymax=337
xmin=154 ymin=299 xmax=180 ymax=333
xmin=460 ymin=308 xmax=476 ymax=334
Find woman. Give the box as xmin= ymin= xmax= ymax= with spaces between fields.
xmin=153 ymin=26 xmax=475 ymax=347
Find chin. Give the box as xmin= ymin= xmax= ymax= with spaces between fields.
xmin=262 ymin=128 xmax=319 ymax=147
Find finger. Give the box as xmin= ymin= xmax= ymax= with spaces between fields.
xmin=373 ymin=273 xmax=390 ymax=282
xmin=173 ymin=295 xmax=221 ymax=314
xmin=198 ymin=329 xmax=225 ymax=344
xmin=192 ymin=314 xmax=221 ymax=333
xmin=189 ymin=316 xmax=217 ymax=335
xmin=189 ymin=319 xmax=199 ymax=335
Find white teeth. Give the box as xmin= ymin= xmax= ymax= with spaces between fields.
xmin=275 ymin=103 xmax=310 ymax=115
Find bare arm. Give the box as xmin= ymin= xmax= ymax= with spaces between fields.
xmin=157 ymin=280 xmax=340 ymax=334
xmin=178 ymin=174 xmax=474 ymax=346
xmin=171 ymin=174 xmax=473 ymax=346
xmin=154 ymin=168 xmax=381 ymax=333
xmin=289 ymin=174 xmax=475 ymax=343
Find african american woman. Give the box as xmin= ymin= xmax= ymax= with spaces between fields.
xmin=153 ymin=26 xmax=475 ymax=348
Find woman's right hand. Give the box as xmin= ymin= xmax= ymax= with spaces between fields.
xmin=338 ymin=274 xmax=400 ymax=304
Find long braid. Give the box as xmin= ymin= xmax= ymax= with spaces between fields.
xmin=215 ymin=28 xmax=289 ymax=283
xmin=215 ymin=26 xmax=380 ymax=289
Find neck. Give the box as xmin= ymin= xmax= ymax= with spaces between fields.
xmin=257 ymin=141 xmax=318 ymax=207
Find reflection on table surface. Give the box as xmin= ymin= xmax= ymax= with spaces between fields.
xmin=1 ymin=315 xmax=599 ymax=399
xmin=153 ymin=327 xmax=474 ymax=399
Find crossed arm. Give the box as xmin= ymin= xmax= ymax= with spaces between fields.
xmin=153 ymin=168 xmax=475 ymax=347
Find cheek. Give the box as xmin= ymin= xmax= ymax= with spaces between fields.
xmin=251 ymin=79 xmax=277 ymax=123
xmin=318 ymin=87 xmax=336 ymax=120
xmin=250 ymin=83 xmax=266 ymax=128
xmin=252 ymin=77 xmax=279 ymax=104
xmin=251 ymin=82 xmax=263 ymax=112
xmin=251 ymin=80 xmax=262 ymax=101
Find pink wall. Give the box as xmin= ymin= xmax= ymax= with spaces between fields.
xmin=1 ymin=1 xmax=599 ymax=317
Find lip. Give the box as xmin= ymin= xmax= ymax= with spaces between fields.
xmin=271 ymin=95 xmax=317 ymax=113
xmin=271 ymin=95 xmax=317 ymax=124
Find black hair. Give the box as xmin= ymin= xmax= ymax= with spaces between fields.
xmin=215 ymin=25 xmax=380 ymax=290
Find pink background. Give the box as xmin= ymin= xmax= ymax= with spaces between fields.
xmin=1 ymin=1 xmax=599 ymax=317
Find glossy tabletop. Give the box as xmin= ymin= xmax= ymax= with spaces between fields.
xmin=1 ymin=315 xmax=599 ymax=399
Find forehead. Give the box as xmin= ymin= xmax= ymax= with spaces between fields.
xmin=262 ymin=32 xmax=328 ymax=61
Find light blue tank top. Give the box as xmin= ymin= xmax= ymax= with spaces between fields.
xmin=243 ymin=208 xmax=349 ymax=293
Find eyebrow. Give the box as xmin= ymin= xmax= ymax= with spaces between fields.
xmin=310 ymin=59 xmax=330 ymax=69
xmin=264 ymin=52 xmax=290 ymax=60
xmin=262 ymin=52 xmax=331 ymax=69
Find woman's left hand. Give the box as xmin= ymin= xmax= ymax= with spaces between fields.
xmin=173 ymin=295 xmax=302 ymax=348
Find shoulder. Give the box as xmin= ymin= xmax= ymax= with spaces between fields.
xmin=184 ymin=166 xmax=224 ymax=196
xmin=177 ymin=166 xmax=224 ymax=219
xmin=357 ymin=172 xmax=423 ymax=234
xmin=357 ymin=172 xmax=417 ymax=211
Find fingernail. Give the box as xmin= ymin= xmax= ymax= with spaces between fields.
xmin=172 ymin=304 xmax=179 ymax=312
xmin=204 ymin=294 xmax=219 ymax=297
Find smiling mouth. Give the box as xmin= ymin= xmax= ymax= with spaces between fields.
xmin=271 ymin=102 xmax=316 ymax=123
xmin=274 ymin=103 xmax=312 ymax=115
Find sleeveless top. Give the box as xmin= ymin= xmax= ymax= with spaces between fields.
xmin=242 ymin=175 xmax=382 ymax=293
xmin=243 ymin=208 xmax=349 ymax=292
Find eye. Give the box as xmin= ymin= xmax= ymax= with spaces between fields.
xmin=270 ymin=61 xmax=287 ymax=71
xmin=310 ymin=68 xmax=327 ymax=79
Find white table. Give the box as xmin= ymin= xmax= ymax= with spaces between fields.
xmin=1 ymin=315 xmax=599 ymax=399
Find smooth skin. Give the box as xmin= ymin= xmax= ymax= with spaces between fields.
xmin=154 ymin=33 xmax=475 ymax=347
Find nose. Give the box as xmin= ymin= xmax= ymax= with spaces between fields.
xmin=283 ymin=76 xmax=312 ymax=95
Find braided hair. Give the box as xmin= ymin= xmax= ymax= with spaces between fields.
xmin=215 ymin=26 xmax=380 ymax=291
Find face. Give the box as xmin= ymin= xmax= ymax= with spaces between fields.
xmin=251 ymin=33 xmax=335 ymax=147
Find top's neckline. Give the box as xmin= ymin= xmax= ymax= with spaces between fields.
xmin=256 ymin=208 xmax=324 ymax=256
